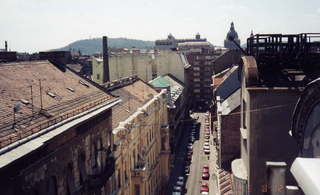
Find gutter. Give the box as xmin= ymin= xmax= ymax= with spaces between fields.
xmin=0 ymin=98 xmax=121 ymax=162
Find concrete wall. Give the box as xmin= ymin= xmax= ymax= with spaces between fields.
xmin=246 ymin=88 xmax=300 ymax=195
xmin=92 ymin=58 xmax=104 ymax=85
xmin=92 ymin=50 xmax=186 ymax=84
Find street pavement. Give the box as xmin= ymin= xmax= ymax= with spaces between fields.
xmin=169 ymin=112 xmax=218 ymax=195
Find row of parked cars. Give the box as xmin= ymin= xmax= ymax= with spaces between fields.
xmin=172 ymin=121 xmax=199 ymax=195
xmin=201 ymin=113 xmax=211 ymax=194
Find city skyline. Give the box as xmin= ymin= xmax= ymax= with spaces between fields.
xmin=1 ymin=0 xmax=320 ymax=53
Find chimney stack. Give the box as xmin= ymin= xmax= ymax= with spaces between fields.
xmin=5 ymin=41 xmax=8 ymax=52
xmin=102 ymin=36 xmax=110 ymax=83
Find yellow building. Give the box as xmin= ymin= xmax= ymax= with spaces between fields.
xmin=108 ymin=77 xmax=170 ymax=195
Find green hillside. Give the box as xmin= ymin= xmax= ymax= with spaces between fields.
xmin=57 ymin=37 xmax=155 ymax=55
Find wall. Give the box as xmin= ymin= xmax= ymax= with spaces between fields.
xmin=92 ymin=50 xmax=186 ymax=84
xmin=0 ymin=110 xmax=114 ymax=195
xmin=220 ymin=107 xmax=241 ymax=170
xmin=213 ymin=50 xmax=241 ymax=74
xmin=245 ymin=88 xmax=300 ymax=195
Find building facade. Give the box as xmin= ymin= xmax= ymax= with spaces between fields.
xmin=184 ymin=43 xmax=219 ymax=110
xmin=0 ymin=60 xmax=120 ymax=195
xmin=91 ymin=49 xmax=187 ymax=84
xmin=149 ymin=74 xmax=188 ymax=154
xmin=155 ymin=33 xmax=207 ymax=50
xmin=108 ymin=78 xmax=170 ymax=195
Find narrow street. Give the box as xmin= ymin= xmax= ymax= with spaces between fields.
xmin=169 ymin=112 xmax=218 ymax=195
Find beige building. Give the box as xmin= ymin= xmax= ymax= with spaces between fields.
xmin=91 ymin=49 xmax=187 ymax=84
xmin=107 ymin=77 xmax=170 ymax=195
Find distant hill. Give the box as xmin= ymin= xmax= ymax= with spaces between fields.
xmin=56 ymin=38 xmax=155 ymax=55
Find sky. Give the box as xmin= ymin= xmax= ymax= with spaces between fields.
xmin=1 ymin=0 xmax=320 ymax=53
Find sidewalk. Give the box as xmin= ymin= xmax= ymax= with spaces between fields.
xmin=206 ymin=114 xmax=218 ymax=195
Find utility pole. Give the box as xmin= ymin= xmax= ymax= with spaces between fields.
xmin=30 ymin=85 xmax=34 ymax=115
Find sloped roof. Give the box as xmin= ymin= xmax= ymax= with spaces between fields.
xmin=149 ymin=74 xmax=184 ymax=104
xmin=216 ymin=65 xmax=241 ymax=101
xmin=110 ymin=79 xmax=158 ymax=129
xmin=149 ymin=76 xmax=171 ymax=88
xmin=0 ymin=60 xmax=115 ymax=149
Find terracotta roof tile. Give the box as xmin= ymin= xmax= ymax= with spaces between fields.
xmin=0 ymin=60 xmax=114 ymax=149
xmin=110 ymin=79 xmax=158 ymax=129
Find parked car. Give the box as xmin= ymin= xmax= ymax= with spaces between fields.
xmin=204 ymin=149 xmax=210 ymax=155
xmin=176 ymin=180 xmax=184 ymax=187
xmin=173 ymin=186 xmax=182 ymax=192
xmin=177 ymin=176 xmax=185 ymax=183
xmin=185 ymin=166 xmax=190 ymax=175
xmin=200 ymin=181 xmax=209 ymax=192
xmin=202 ymin=165 xmax=209 ymax=173
xmin=172 ymin=192 xmax=181 ymax=195
xmin=202 ymin=172 xmax=210 ymax=180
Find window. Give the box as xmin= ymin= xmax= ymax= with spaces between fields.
xmin=193 ymin=67 xmax=200 ymax=71
xmin=117 ymin=171 xmax=121 ymax=189
xmin=97 ymin=73 xmax=100 ymax=80
xmin=134 ymin=184 xmax=140 ymax=195
xmin=242 ymin=100 xmax=247 ymax=129
xmin=193 ymin=78 xmax=200 ymax=82
xmin=193 ymin=72 xmax=200 ymax=76
xmin=193 ymin=89 xmax=200 ymax=93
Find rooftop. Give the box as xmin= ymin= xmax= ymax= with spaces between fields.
xmin=109 ymin=78 xmax=158 ymax=129
xmin=149 ymin=74 xmax=184 ymax=104
xmin=0 ymin=60 xmax=115 ymax=149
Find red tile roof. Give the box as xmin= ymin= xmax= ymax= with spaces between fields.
xmin=0 ymin=60 xmax=115 ymax=149
xmin=110 ymin=79 xmax=158 ymax=129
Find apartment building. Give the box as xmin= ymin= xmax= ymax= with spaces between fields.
xmin=0 ymin=60 xmax=120 ymax=194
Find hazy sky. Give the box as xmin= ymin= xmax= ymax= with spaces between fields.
xmin=1 ymin=0 xmax=320 ymax=53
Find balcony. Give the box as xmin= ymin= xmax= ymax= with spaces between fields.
xmin=132 ymin=161 xmax=148 ymax=178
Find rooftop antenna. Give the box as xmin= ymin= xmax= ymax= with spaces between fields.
xmin=13 ymin=103 xmax=21 ymax=128
xmin=30 ymin=85 xmax=34 ymax=115
xmin=39 ymin=79 xmax=43 ymax=110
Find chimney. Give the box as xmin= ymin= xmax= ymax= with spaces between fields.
xmin=5 ymin=41 xmax=8 ymax=52
xmin=102 ymin=36 xmax=110 ymax=83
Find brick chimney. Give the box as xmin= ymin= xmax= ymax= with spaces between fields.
xmin=5 ymin=41 xmax=8 ymax=52
xmin=102 ymin=36 xmax=110 ymax=83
